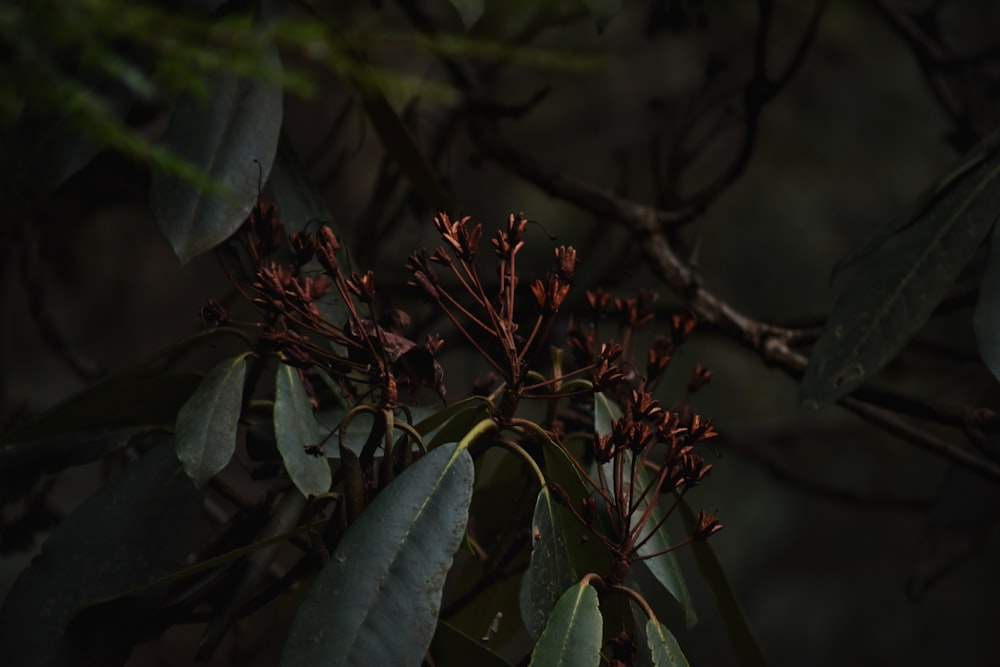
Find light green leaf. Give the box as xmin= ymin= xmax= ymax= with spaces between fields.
xmin=677 ymin=495 xmax=766 ymax=667
xmin=528 ymin=582 xmax=602 ymax=667
xmin=0 ymin=440 xmax=199 ymax=666
xmin=802 ymin=135 xmax=1000 ymax=407
xmin=447 ymin=0 xmax=485 ymax=29
xmin=594 ymin=391 xmax=621 ymax=436
xmin=175 ymin=355 xmax=248 ymax=487
xmin=274 ymin=364 xmax=332 ymax=497
xmin=519 ymin=488 xmax=578 ymax=637
xmin=280 ymin=442 xmax=474 ymax=666
xmin=645 ymin=618 xmax=690 ymax=667
xmin=150 ymin=48 xmax=283 ymax=263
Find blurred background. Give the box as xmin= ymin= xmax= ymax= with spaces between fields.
xmin=3 ymin=0 xmax=1000 ymax=665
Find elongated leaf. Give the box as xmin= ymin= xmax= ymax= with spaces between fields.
xmin=595 ymin=393 xmax=695 ymax=626
xmin=520 ymin=488 xmax=578 ymax=637
xmin=802 ymin=138 xmax=1000 ymax=407
xmin=198 ymin=491 xmax=307 ymax=658
xmin=645 ymin=618 xmax=690 ymax=667
xmin=975 ymin=226 xmax=1000 ymax=381
xmin=542 ymin=439 xmax=615 ymax=578
xmin=0 ymin=440 xmax=199 ymax=667
xmin=908 ymin=435 xmax=1000 ymax=598
xmin=677 ymin=495 xmax=766 ymax=667
xmin=175 ymin=355 xmax=248 ymax=487
xmin=528 ymin=582 xmax=602 ymax=667
xmin=274 ymin=364 xmax=332 ymax=496
xmin=281 ymin=442 xmax=474 ymax=666
xmin=633 ymin=479 xmax=697 ymax=628
xmin=834 ymin=134 xmax=999 ymax=280
xmin=150 ymin=48 xmax=283 ymax=263
xmin=429 ymin=620 xmax=513 ymax=667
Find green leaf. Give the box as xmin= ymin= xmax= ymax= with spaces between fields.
xmin=645 ymin=618 xmax=690 ymax=667
xmin=632 ymin=481 xmax=697 ymax=628
xmin=908 ymin=435 xmax=1000 ymax=599
xmin=447 ymin=0 xmax=485 ymax=29
xmin=542 ymin=439 xmax=615 ymax=578
xmin=0 ymin=440 xmax=199 ymax=667
xmin=175 ymin=355 xmax=248 ymax=487
xmin=198 ymin=491 xmax=307 ymax=657
xmin=975 ymin=226 xmax=1000 ymax=382
xmin=677 ymin=495 xmax=766 ymax=667
xmin=429 ymin=620 xmax=513 ymax=667
xmin=280 ymin=442 xmax=474 ymax=666
xmin=421 ymin=400 xmax=492 ymax=449
xmin=528 ymin=582 xmax=602 ymax=667
xmin=802 ymin=136 xmax=1000 ymax=407
xmin=274 ymin=364 xmax=332 ymax=496
xmin=519 ymin=488 xmax=578 ymax=637
xmin=150 ymin=48 xmax=283 ymax=263
xmin=594 ymin=391 xmax=621 ymax=436
xmin=835 ymin=130 xmax=1000 ymax=280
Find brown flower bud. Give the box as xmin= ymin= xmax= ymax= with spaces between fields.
xmin=347 ymin=270 xmax=376 ymax=303
xmin=289 ymin=231 xmax=316 ymax=267
xmin=554 ymin=245 xmax=577 ymax=281
xmin=693 ymin=510 xmax=722 ymax=540
xmin=688 ymin=363 xmax=712 ymax=393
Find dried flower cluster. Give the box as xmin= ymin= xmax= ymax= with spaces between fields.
xmin=553 ymin=285 xmax=722 ymax=585
xmin=407 ymin=212 xmax=581 ymax=424
xmin=213 ymin=202 xmax=446 ymax=408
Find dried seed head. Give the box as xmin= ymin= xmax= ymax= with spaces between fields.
xmin=289 ymin=231 xmax=317 ymax=267
xmin=693 ymin=510 xmax=722 ymax=540
xmin=347 ymin=270 xmax=376 ymax=303
xmin=688 ymin=363 xmax=713 ymax=393
xmin=646 ymin=335 xmax=674 ymax=382
xmin=406 ymin=251 xmax=441 ymax=300
xmin=586 ymin=289 xmax=611 ymax=318
xmin=530 ymin=275 xmax=570 ymax=314
xmin=593 ymin=432 xmax=615 ymax=464
xmin=317 ymin=226 xmax=341 ymax=275
xmin=554 ymin=245 xmax=577 ymax=281
xmin=435 ymin=213 xmax=482 ymax=261
xmin=671 ymin=311 xmax=697 ymax=345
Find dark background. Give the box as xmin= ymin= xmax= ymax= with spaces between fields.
xmin=3 ymin=1 xmax=1000 ymax=665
